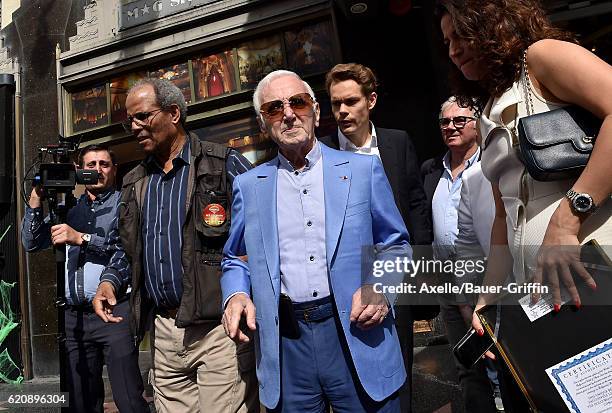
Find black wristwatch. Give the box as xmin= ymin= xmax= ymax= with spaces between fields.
xmin=566 ymin=189 xmax=597 ymax=214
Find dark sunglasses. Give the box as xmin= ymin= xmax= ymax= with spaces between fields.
xmin=122 ymin=108 xmax=164 ymax=132
xmin=259 ymin=93 xmax=315 ymax=121
xmin=438 ymin=116 xmax=476 ymax=129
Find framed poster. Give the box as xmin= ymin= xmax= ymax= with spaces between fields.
xmin=192 ymin=50 xmax=237 ymax=101
xmin=284 ymin=21 xmax=335 ymax=76
xmin=110 ymin=72 xmax=146 ymax=123
xmin=237 ymin=35 xmax=283 ymax=90
xmin=71 ymin=84 xmax=108 ymax=133
xmin=148 ymin=62 xmax=192 ymax=103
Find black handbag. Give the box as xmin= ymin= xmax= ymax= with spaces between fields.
xmin=517 ymin=106 xmax=601 ymax=181
xmin=516 ymin=51 xmax=602 ymax=181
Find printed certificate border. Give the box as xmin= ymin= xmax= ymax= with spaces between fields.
xmin=547 ymin=338 xmax=612 ymax=413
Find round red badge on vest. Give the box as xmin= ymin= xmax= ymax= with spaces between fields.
xmin=202 ymin=203 xmax=226 ymax=226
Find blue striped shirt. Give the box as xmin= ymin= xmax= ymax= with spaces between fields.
xmin=21 ymin=189 xmax=125 ymax=305
xmin=141 ymin=140 xmax=191 ymax=309
xmin=100 ymin=138 xmax=252 ymax=308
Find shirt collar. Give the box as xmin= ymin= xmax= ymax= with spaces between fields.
xmin=442 ymin=146 xmax=481 ymax=174
xmin=86 ymin=187 xmax=115 ymax=204
xmin=145 ymin=138 xmax=191 ymax=171
xmin=337 ymin=122 xmax=378 ymax=152
xmin=278 ymin=139 xmax=322 ymax=172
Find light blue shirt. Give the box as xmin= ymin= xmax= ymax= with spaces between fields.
xmin=277 ymin=140 xmax=330 ymax=303
xmin=432 ymin=148 xmax=480 ymax=260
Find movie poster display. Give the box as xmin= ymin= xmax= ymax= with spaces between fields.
xmin=110 ymin=72 xmax=146 ymax=123
xmin=192 ymin=50 xmax=237 ymax=101
xmin=284 ymin=21 xmax=335 ymax=76
xmin=71 ymin=84 xmax=108 ymax=132
xmin=237 ymin=35 xmax=283 ymax=90
xmin=148 ymin=62 xmax=192 ymax=103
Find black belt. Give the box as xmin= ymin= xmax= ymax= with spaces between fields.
xmin=293 ymin=295 xmax=334 ymax=322
xmin=66 ymin=296 xmax=129 ymax=313
xmin=66 ymin=302 xmax=94 ymax=312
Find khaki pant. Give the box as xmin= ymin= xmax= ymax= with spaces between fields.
xmin=150 ymin=315 xmax=259 ymax=413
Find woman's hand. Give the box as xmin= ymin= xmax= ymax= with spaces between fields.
xmin=471 ymin=304 xmax=496 ymax=360
xmin=532 ymin=201 xmax=596 ymax=309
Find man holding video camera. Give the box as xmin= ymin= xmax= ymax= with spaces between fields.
xmin=21 ymin=145 xmax=148 ymax=413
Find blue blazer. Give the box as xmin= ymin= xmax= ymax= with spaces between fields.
xmin=221 ymin=143 xmax=411 ymax=408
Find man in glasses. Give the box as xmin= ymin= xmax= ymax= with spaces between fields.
xmin=320 ymin=63 xmax=431 ymax=412
xmin=221 ymin=69 xmax=411 ymax=412
xmin=21 ymin=145 xmax=149 ymax=412
xmin=422 ymin=96 xmax=479 ymax=259
xmin=93 ymin=78 xmax=257 ymax=412
xmin=422 ymin=97 xmax=501 ymax=412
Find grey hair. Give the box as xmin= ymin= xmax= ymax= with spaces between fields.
xmin=439 ymin=95 xmax=475 ymax=118
xmin=252 ymin=70 xmax=316 ymax=122
xmin=129 ymin=78 xmax=188 ymax=124
xmin=439 ymin=96 xmax=458 ymax=118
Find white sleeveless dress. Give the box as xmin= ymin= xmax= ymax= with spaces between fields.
xmin=479 ymin=80 xmax=612 ymax=283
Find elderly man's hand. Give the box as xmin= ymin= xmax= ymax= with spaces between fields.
xmin=350 ymin=285 xmax=390 ymax=330
xmin=222 ymin=293 xmax=256 ymax=343
xmin=93 ymin=281 xmax=123 ymax=323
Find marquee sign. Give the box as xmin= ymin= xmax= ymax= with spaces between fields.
xmin=119 ymin=0 xmax=219 ymax=30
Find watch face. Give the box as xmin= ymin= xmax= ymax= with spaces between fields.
xmin=574 ymin=194 xmax=593 ymax=213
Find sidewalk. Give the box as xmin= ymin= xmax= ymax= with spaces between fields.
xmin=0 ymin=322 xmax=464 ymax=413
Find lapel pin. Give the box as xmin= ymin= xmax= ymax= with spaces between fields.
xmin=340 ymin=175 xmax=348 ymax=180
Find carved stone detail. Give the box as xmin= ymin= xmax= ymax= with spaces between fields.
xmin=68 ymin=0 xmax=117 ymax=51
xmin=0 ymin=47 xmax=17 ymax=74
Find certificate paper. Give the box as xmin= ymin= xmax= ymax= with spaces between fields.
xmin=518 ymin=293 xmax=569 ymax=322
xmin=546 ymin=338 xmax=612 ymax=413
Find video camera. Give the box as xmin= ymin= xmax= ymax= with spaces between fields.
xmin=36 ymin=139 xmax=98 ymax=192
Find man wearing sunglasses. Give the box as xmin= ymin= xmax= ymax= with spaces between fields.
xmin=221 ymin=70 xmax=411 ymax=412
xmin=93 ymin=78 xmax=257 ymax=412
xmin=320 ymin=63 xmax=432 ymax=412
xmin=422 ymin=97 xmax=502 ymax=412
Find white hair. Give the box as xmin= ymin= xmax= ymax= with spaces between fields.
xmin=439 ymin=96 xmax=457 ymax=118
xmin=439 ymin=96 xmax=475 ymax=118
xmin=252 ymin=70 xmax=316 ymax=122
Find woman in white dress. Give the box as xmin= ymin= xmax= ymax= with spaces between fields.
xmin=435 ymin=0 xmax=612 ymax=353
xmin=435 ymin=1 xmax=612 ymax=410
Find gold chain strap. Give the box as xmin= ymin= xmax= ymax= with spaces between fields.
xmin=521 ymin=49 xmax=536 ymax=117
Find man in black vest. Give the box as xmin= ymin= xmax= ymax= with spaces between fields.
xmin=319 ymin=63 xmax=431 ymax=413
xmin=93 ymin=78 xmax=257 ymax=412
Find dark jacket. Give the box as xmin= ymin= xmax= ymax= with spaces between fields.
xmin=320 ymin=128 xmax=432 ymax=245
xmin=118 ymin=132 xmax=232 ymax=341
xmin=421 ymin=151 xmax=481 ymax=221
xmin=420 ymin=155 xmax=445 ymax=217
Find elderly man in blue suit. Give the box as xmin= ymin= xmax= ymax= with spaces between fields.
xmin=221 ymin=69 xmax=412 ymax=412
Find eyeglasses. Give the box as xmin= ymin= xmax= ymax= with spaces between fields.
xmin=259 ymin=93 xmax=315 ymax=122
xmin=122 ymin=109 xmax=164 ymax=132
xmin=438 ymin=116 xmax=476 ymax=129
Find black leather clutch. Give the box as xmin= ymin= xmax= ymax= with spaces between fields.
xmin=517 ymin=105 xmax=601 ymax=182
